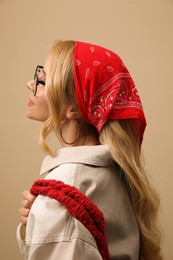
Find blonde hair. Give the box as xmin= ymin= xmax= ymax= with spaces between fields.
xmin=40 ymin=40 xmax=77 ymax=155
xmin=100 ymin=120 xmax=162 ymax=259
xmin=40 ymin=40 xmax=162 ymax=259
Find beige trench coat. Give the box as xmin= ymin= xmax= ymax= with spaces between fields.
xmin=17 ymin=145 xmax=139 ymax=259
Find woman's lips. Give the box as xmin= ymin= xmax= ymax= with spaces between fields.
xmin=28 ymin=99 xmax=35 ymax=106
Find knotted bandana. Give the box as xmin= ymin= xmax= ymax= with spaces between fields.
xmin=74 ymin=41 xmax=146 ymax=143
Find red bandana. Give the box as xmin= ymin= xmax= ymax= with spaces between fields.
xmin=74 ymin=41 xmax=146 ymax=143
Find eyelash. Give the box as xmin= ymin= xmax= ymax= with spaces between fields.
xmin=37 ymin=80 xmax=45 ymax=86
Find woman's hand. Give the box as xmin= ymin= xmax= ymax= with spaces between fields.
xmin=19 ymin=190 xmax=36 ymax=226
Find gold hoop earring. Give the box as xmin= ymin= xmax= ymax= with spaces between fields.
xmin=59 ymin=118 xmax=80 ymax=145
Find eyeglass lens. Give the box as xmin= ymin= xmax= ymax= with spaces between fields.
xmin=33 ymin=66 xmax=44 ymax=96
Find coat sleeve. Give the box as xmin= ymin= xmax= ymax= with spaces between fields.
xmin=17 ymin=237 xmax=102 ymax=260
xmin=16 ymin=195 xmax=102 ymax=260
xmin=16 ymin=223 xmax=27 ymax=257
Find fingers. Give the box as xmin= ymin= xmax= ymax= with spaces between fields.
xmin=22 ymin=190 xmax=36 ymax=203
xmin=19 ymin=207 xmax=30 ymax=226
xmin=19 ymin=190 xmax=36 ymax=226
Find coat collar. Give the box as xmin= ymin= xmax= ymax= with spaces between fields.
xmin=40 ymin=145 xmax=113 ymax=175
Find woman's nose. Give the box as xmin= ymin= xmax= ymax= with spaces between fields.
xmin=27 ymin=80 xmax=34 ymax=91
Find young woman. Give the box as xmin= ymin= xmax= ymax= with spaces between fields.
xmin=17 ymin=40 xmax=162 ymax=259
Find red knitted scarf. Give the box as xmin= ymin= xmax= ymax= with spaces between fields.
xmin=30 ymin=179 xmax=110 ymax=260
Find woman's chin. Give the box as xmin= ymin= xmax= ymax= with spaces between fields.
xmin=26 ymin=110 xmax=38 ymax=121
xmin=26 ymin=111 xmax=48 ymax=122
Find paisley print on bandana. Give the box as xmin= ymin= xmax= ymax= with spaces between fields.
xmin=74 ymin=41 xmax=146 ymax=143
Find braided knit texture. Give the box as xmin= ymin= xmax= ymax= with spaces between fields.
xmin=30 ymin=179 xmax=110 ymax=260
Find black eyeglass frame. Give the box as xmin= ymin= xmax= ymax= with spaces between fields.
xmin=33 ymin=65 xmax=45 ymax=96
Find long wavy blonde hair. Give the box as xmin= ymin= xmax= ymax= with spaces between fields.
xmin=40 ymin=40 xmax=162 ymax=259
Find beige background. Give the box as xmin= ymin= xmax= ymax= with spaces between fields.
xmin=0 ymin=0 xmax=172 ymax=259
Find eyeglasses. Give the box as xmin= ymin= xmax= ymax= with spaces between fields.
xmin=33 ymin=65 xmax=45 ymax=96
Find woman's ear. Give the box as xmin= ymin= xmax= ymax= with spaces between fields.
xmin=66 ymin=106 xmax=80 ymax=120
